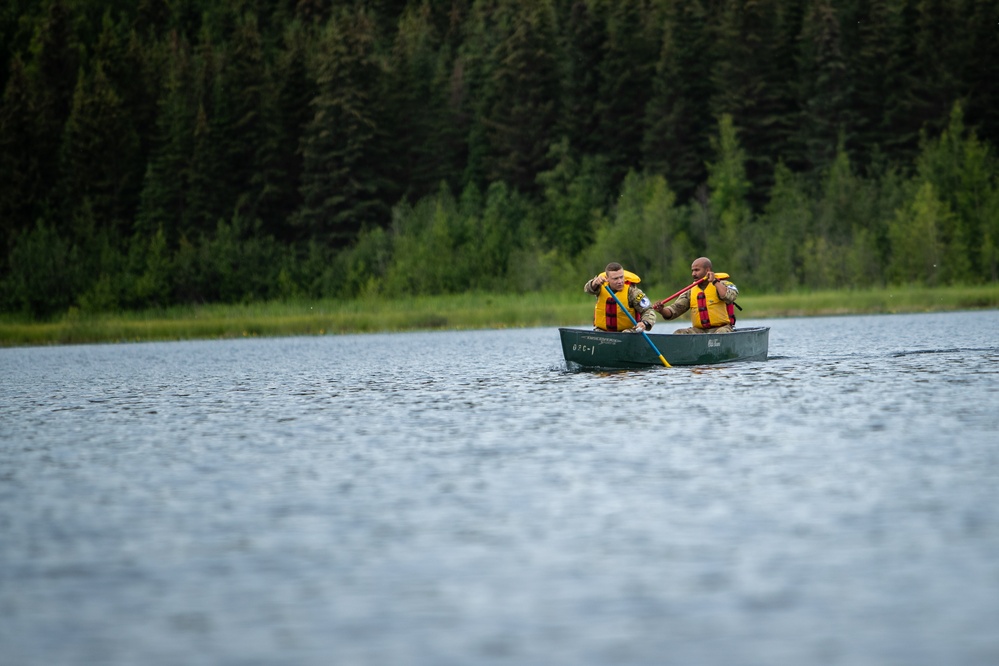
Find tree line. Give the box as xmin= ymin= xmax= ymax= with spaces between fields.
xmin=1 ymin=0 xmax=997 ymax=317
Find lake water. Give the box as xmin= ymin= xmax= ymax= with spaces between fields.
xmin=2 ymin=310 xmax=998 ymax=666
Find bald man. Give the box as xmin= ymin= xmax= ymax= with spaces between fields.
xmin=654 ymin=257 xmax=739 ymax=334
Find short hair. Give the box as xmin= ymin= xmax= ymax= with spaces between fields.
xmin=605 ymin=262 xmax=623 ymax=273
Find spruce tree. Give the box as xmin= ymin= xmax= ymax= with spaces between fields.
xmin=25 ymin=0 xmax=80 ymax=223
xmin=710 ymin=0 xmax=788 ymax=205
xmin=916 ymin=103 xmax=994 ymax=281
xmin=0 ymin=57 xmax=40 ymax=262
xmin=888 ymin=181 xmax=950 ymax=285
xmin=642 ymin=0 xmax=714 ymax=201
xmin=220 ymin=12 xmax=268 ymax=220
xmin=912 ymin=0 xmax=967 ymax=139
xmin=135 ymin=32 xmax=195 ymax=246
xmin=848 ymin=0 xmax=898 ymax=170
xmin=58 ymin=61 xmax=141 ymax=239
xmin=962 ymin=0 xmax=999 ymax=150
xmin=796 ymin=0 xmax=851 ymax=177
xmin=705 ymin=114 xmax=752 ymax=274
xmin=255 ymin=20 xmax=315 ymax=243
xmin=294 ymin=7 xmax=392 ymax=247
xmin=386 ymin=2 xmax=452 ymax=202
xmin=478 ymin=0 xmax=560 ymax=196
xmin=879 ymin=0 xmax=928 ymax=164
xmin=595 ymin=0 xmax=661 ymax=190
xmin=92 ymin=12 xmax=153 ymax=219
xmin=557 ymin=0 xmax=606 ymax=158
xmin=184 ymin=31 xmax=227 ymax=237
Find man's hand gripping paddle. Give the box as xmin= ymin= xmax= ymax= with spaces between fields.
xmin=603 ymin=285 xmax=671 ymax=368
xmin=653 ymin=279 xmax=702 ymax=313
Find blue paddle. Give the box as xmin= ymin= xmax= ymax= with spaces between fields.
xmin=604 ymin=284 xmax=671 ymax=368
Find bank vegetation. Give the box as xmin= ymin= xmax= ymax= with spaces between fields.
xmin=2 ymin=284 xmax=997 ymax=347
xmin=2 ymin=1 xmax=997 ymax=327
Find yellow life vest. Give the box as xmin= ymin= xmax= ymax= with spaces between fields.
xmin=594 ymin=270 xmax=642 ymax=332
xmin=690 ymin=272 xmax=735 ymax=329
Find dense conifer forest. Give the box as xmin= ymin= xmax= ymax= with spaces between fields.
xmin=2 ymin=0 xmax=997 ymax=317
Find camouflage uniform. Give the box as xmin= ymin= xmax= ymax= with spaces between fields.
xmin=657 ymin=279 xmax=739 ymax=334
xmin=584 ymin=276 xmax=657 ymax=332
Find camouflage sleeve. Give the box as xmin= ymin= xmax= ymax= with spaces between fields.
xmin=661 ymin=290 xmax=691 ymax=320
xmin=630 ymin=286 xmax=656 ymax=330
xmin=720 ymin=281 xmax=738 ymax=303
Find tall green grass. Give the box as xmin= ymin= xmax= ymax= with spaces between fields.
xmin=742 ymin=284 xmax=999 ymax=318
xmin=2 ymin=284 xmax=997 ymax=347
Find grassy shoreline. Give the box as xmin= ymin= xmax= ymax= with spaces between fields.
xmin=2 ymin=284 xmax=998 ymax=347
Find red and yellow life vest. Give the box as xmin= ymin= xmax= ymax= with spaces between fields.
xmin=594 ymin=270 xmax=642 ymax=332
xmin=691 ymin=272 xmax=736 ymax=329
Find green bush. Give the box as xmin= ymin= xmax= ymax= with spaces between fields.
xmin=4 ymin=221 xmax=81 ymax=317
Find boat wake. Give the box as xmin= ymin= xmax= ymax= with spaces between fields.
xmin=891 ymin=347 xmax=999 ymax=358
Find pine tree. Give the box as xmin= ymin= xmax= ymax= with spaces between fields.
xmin=294 ymin=7 xmax=392 ymax=247
xmin=536 ymin=137 xmax=610 ymax=256
xmin=705 ymin=114 xmax=752 ymax=274
xmin=0 ymin=57 xmax=41 ymax=262
xmin=58 ymin=61 xmax=141 ymax=238
xmin=557 ymin=0 xmax=606 ymax=158
xmin=255 ymin=19 xmax=315 ymax=242
xmin=186 ymin=28 xmax=231 ymax=233
xmin=134 ymin=0 xmax=170 ymax=39
xmin=911 ymin=0 xmax=967 ymax=140
xmin=25 ymin=0 xmax=80 ymax=222
xmin=756 ymin=163 xmax=813 ymax=290
xmin=461 ymin=0 xmax=516 ymax=191
xmin=595 ymin=0 xmax=661 ymax=190
xmin=186 ymin=99 xmax=219 ymax=235
xmin=92 ymin=12 xmax=155 ymax=220
xmin=220 ymin=12 xmax=268 ymax=219
xmin=710 ymin=0 xmax=788 ymax=205
xmin=962 ymin=0 xmax=999 ymax=150
xmin=1 ymin=0 xmax=39 ymax=93
xmin=478 ymin=0 xmax=560 ymax=196
xmin=813 ymin=145 xmax=881 ymax=275
xmin=642 ymin=0 xmax=714 ymax=201
xmin=768 ymin=0 xmax=806 ymax=170
xmin=135 ymin=32 xmax=195 ymax=245
xmin=795 ymin=0 xmax=850 ymax=177
xmin=888 ymin=181 xmax=950 ymax=285
xmin=879 ymin=0 xmax=930 ymax=164
xmin=848 ymin=0 xmax=899 ymax=170
xmin=916 ymin=102 xmax=995 ymax=280
xmin=385 ymin=2 xmax=453 ymax=202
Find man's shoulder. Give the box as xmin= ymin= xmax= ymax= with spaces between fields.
xmin=630 ymin=284 xmax=651 ymax=309
xmin=628 ymin=283 xmax=648 ymax=298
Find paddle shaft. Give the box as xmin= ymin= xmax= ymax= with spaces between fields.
xmin=658 ymin=279 xmax=742 ymax=312
xmin=603 ymin=284 xmax=671 ymax=368
xmin=661 ymin=279 xmax=702 ymax=305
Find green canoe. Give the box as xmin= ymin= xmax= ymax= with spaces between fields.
xmin=559 ymin=326 xmax=770 ymax=369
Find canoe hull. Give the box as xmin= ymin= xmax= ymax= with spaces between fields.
xmin=559 ymin=326 xmax=769 ymax=369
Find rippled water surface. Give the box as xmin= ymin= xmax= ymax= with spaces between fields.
xmin=2 ymin=311 xmax=998 ymax=666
